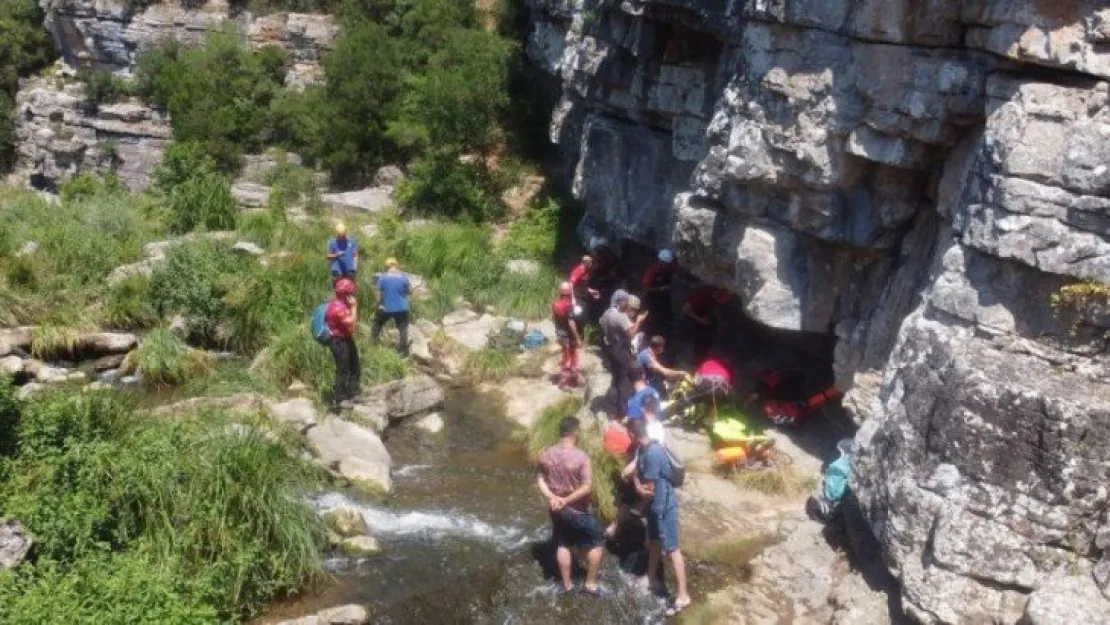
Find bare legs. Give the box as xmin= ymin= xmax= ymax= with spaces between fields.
xmin=585 ymin=546 xmax=603 ymax=592
xmin=556 ymin=546 xmax=604 ymax=592
xmin=556 ymin=546 xmax=574 ymax=591
xmin=639 ymin=540 xmax=691 ymax=610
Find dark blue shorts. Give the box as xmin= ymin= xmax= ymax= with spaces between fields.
xmin=551 ymin=508 xmax=605 ymax=550
xmin=647 ymin=506 xmax=680 ymax=554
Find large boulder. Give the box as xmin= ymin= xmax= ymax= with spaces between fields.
xmin=0 ymin=520 xmax=32 ymax=570
xmin=348 ymin=374 xmax=444 ymax=432
xmin=306 ymin=417 xmax=392 ymax=493
xmin=1022 ymin=572 xmax=1110 ymax=625
xmin=0 ymin=327 xmax=33 ymax=357
xmin=79 ymin=332 xmax=139 ymax=355
xmin=441 ymin=313 xmax=501 ymax=352
xmin=322 ymin=507 xmax=370 ymax=538
xmin=322 ymin=188 xmax=393 ymax=213
xmin=0 ymin=356 xmax=25 ymax=377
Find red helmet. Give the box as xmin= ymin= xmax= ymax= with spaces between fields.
xmin=334 ymin=278 xmax=357 ymax=296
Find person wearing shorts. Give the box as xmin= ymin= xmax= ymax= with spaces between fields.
xmin=537 ymin=417 xmax=607 ymax=595
xmin=632 ymin=420 xmax=691 ymax=616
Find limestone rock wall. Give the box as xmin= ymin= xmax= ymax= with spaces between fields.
xmin=12 ymin=0 xmax=337 ymax=191
xmin=527 ymin=0 xmax=1109 ymax=621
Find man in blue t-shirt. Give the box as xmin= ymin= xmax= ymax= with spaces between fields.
xmin=632 ymin=420 xmax=691 ymax=616
xmin=626 ymin=378 xmax=662 ymax=422
xmin=371 ymin=257 xmax=413 ymax=355
xmin=636 ymin=335 xmax=686 ymax=396
xmin=327 ymin=223 xmax=359 ymax=280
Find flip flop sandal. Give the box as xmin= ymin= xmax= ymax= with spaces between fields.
xmin=665 ymin=601 xmax=691 ymax=617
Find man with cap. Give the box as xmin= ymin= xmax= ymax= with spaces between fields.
xmin=372 ymin=257 xmax=412 ymax=355
xmin=326 ymin=277 xmax=361 ymax=407
xmin=642 ymin=249 xmax=676 ymax=337
xmin=551 ymin=281 xmax=581 ymax=389
xmin=600 ymin=293 xmax=648 ymax=417
xmin=327 ymin=222 xmax=359 ymax=281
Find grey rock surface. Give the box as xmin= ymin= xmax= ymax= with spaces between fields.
xmin=306 ymin=417 xmax=393 ymax=493
xmin=348 ymin=374 xmax=444 ymax=431
xmin=321 ymin=187 xmax=394 ymax=213
xmin=528 ymin=0 xmax=1110 ymax=621
xmin=264 ymin=397 xmax=319 ymax=433
xmin=0 ymin=521 xmax=32 ymax=570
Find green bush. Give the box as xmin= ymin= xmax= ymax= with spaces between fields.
xmin=0 ymin=0 xmax=56 ymax=171
xmin=0 ymin=390 xmax=327 ymax=620
xmin=260 ymin=324 xmax=405 ymax=399
xmin=151 ymin=140 xmax=218 ymax=195
xmin=136 ymin=30 xmax=285 ymax=172
xmin=165 ymin=170 xmax=238 ymax=234
xmin=397 ymin=152 xmax=504 ymax=221
xmin=149 ymin=242 xmax=252 ymax=341
xmin=59 ymin=172 xmax=123 ymax=203
xmin=78 ymin=69 xmax=134 ymax=107
xmin=461 ymin=348 xmax=516 ymax=383
xmin=499 ymin=196 xmax=561 ymax=261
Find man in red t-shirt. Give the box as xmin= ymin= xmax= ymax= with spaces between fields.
xmin=551 ymin=282 xmax=581 ymax=389
xmin=326 ymin=278 xmax=361 ymax=408
xmin=682 ymin=286 xmax=731 ymax=362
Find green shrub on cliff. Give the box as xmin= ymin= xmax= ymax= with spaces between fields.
xmin=0 ymin=386 xmax=327 ymax=621
xmin=0 ymin=0 xmax=56 ymax=171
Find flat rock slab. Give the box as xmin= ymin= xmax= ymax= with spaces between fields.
xmin=0 ymin=327 xmax=34 ymax=357
xmin=276 ymin=604 xmax=370 ymax=625
xmin=151 ymin=393 xmax=266 ymax=417
xmin=232 ymin=182 xmax=271 ymax=208
xmin=442 ymin=314 xmax=501 ymax=352
xmin=491 ymin=377 xmax=573 ymax=429
xmin=264 ymin=397 xmax=319 ymax=432
xmin=0 ymin=356 xmax=25 ymax=376
xmin=322 ymin=187 xmax=393 ymax=213
xmin=306 ymin=417 xmax=392 ymax=493
xmin=79 ymin=332 xmax=139 ymax=354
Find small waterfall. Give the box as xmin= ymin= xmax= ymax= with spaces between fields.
xmin=313 ymin=492 xmax=536 ymax=549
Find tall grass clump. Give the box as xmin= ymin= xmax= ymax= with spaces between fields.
xmin=128 ymin=329 xmax=214 ymax=387
xmin=149 ymin=241 xmax=253 ymax=343
xmin=30 ymin=322 xmax=93 ymax=360
xmin=461 ymin=347 xmax=516 ymax=383
xmin=0 ymin=387 xmax=327 ymax=621
xmin=103 ymin=273 xmax=160 ymax=330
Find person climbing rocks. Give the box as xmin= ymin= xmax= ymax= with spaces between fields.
xmin=371 ymin=257 xmax=412 ymax=355
xmin=642 ymin=249 xmax=676 ymax=337
xmin=327 ymin=222 xmax=359 ymax=282
xmin=632 ymin=420 xmax=691 ymax=616
xmin=552 ymin=281 xmax=581 ymax=389
xmin=600 ymin=293 xmax=648 ymax=418
xmin=637 ymin=335 xmax=686 ymax=396
xmin=536 ymin=416 xmax=609 ymax=596
xmin=569 ymin=254 xmax=601 ymax=324
xmin=326 ymin=278 xmax=361 ymax=408
xmin=682 ymin=286 xmax=731 ymax=362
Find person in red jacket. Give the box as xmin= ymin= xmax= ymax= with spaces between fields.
xmin=551 ymin=281 xmax=581 ymax=389
xmin=569 ymin=254 xmax=601 ymax=323
xmin=326 ymin=278 xmax=360 ymax=408
xmin=682 ymin=286 xmax=731 ymax=362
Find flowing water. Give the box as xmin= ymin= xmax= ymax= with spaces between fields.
xmin=263 ymin=387 xmax=730 ymax=625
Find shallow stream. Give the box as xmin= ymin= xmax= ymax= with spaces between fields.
xmin=264 ymin=387 xmax=733 ymax=625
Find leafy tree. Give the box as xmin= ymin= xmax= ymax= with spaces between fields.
xmin=388 ymin=27 xmax=511 ymax=157
xmin=151 ymin=140 xmax=218 ymax=194
xmin=136 ymin=30 xmax=285 ymax=172
xmin=397 ymin=151 xmax=503 ymax=221
xmin=0 ymin=0 xmax=56 ymax=171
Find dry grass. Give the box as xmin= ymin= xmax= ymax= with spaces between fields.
xmin=726 ymin=462 xmax=818 ymax=498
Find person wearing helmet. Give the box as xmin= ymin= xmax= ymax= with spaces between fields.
xmin=327 ymin=222 xmax=359 ymax=281
xmin=642 ymin=249 xmax=676 ymax=337
xmin=371 ymin=257 xmax=412 ymax=355
xmin=568 ymin=254 xmax=601 ymax=323
xmin=552 ymin=281 xmax=581 ymax=389
xmin=326 ymin=278 xmax=361 ymax=407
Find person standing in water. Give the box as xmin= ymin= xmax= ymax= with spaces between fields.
xmin=632 ymin=419 xmax=691 ymax=616
xmin=327 ymin=222 xmax=359 ymax=282
xmin=371 ymin=257 xmax=412 ymax=355
xmin=552 ymin=281 xmax=581 ymax=389
xmin=536 ymin=417 xmax=609 ymax=596
xmin=326 ymin=278 xmax=361 ymax=408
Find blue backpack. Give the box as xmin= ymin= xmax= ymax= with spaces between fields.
xmin=310 ymin=302 xmax=332 ymax=344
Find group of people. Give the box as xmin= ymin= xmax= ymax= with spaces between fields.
xmin=322 ymin=223 xmax=413 ymax=409
xmin=541 ymin=247 xmax=741 ymax=617
xmin=536 ymin=415 xmax=692 ymax=617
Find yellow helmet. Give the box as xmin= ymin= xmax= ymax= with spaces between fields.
xmin=335 ymin=222 xmax=348 ymax=236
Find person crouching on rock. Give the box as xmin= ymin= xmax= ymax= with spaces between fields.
xmin=327 ymin=278 xmax=361 ymax=409
xmin=536 ymin=416 xmax=609 ymax=596
xmin=552 ymin=281 xmax=582 ymax=390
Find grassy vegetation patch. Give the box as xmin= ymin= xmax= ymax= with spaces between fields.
xmin=726 ymin=464 xmax=817 ymax=498
xmin=127 ymin=329 xmax=215 ymax=387
xmin=0 ymin=380 xmax=327 ymax=621
xmin=461 ymin=347 xmax=516 ymax=383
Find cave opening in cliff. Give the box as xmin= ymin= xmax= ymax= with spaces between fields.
xmin=618 ymin=241 xmax=855 ymax=449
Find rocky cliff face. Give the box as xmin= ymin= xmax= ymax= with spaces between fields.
xmin=12 ymin=0 xmax=336 ymax=191
xmin=526 ymin=0 xmax=1110 ymax=621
